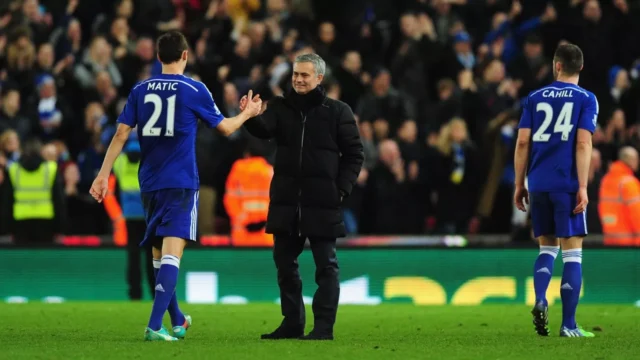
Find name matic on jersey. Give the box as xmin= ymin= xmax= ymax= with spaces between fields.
xmin=147 ymin=82 xmax=179 ymax=91
xmin=542 ymin=89 xmax=574 ymax=98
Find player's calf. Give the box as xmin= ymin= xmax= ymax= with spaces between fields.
xmin=560 ymin=237 xmax=583 ymax=331
xmin=147 ymin=237 xmax=186 ymax=332
xmin=533 ymin=237 xmax=559 ymax=306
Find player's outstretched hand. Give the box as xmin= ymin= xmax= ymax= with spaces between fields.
xmin=242 ymin=90 xmax=262 ymax=117
xmin=573 ymin=187 xmax=588 ymax=214
xmin=240 ymin=90 xmax=261 ymax=113
xmin=514 ymin=185 xmax=529 ymax=212
xmin=90 ymin=175 xmax=108 ymax=203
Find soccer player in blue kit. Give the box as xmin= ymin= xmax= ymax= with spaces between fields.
xmin=514 ymin=43 xmax=597 ymax=338
xmin=90 ymin=31 xmax=263 ymax=341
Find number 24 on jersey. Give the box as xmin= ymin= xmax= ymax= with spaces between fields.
xmin=533 ymin=102 xmax=574 ymax=142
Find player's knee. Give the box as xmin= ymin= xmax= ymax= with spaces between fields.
xmin=537 ymin=235 xmax=559 ymax=247
xmin=162 ymin=236 xmax=187 ymax=258
xmin=560 ymin=236 xmax=583 ymax=250
xmin=152 ymin=246 xmax=162 ymax=260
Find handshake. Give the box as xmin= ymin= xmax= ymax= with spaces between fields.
xmin=240 ymin=90 xmax=264 ymax=117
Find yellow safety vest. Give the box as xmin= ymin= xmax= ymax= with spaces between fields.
xmin=8 ymin=161 xmax=57 ymax=220
xmin=113 ymin=155 xmax=140 ymax=192
xmin=113 ymin=154 xmax=145 ymax=219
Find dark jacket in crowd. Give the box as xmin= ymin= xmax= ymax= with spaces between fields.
xmin=244 ymin=86 xmax=364 ymax=238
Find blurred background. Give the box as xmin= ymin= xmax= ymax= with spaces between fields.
xmin=0 ymin=0 xmax=638 ymax=304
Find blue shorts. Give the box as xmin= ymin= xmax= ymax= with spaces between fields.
xmin=140 ymin=189 xmax=199 ymax=247
xmin=530 ymin=192 xmax=587 ymax=238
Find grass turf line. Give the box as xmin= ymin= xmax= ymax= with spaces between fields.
xmin=2 ymin=303 xmax=638 ymax=360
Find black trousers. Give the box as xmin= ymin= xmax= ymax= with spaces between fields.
xmin=273 ymin=234 xmax=340 ymax=333
xmin=13 ymin=219 xmax=56 ymax=244
xmin=126 ymin=219 xmax=155 ymax=300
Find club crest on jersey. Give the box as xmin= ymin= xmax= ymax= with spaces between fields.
xmin=542 ymin=89 xmax=573 ymax=98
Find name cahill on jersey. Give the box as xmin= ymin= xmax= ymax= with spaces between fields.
xmin=541 ymin=89 xmax=575 ymax=98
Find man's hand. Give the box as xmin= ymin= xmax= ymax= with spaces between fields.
xmin=240 ymin=90 xmax=262 ymax=115
xmin=514 ymin=185 xmax=529 ymax=212
xmin=241 ymin=90 xmax=262 ymax=117
xmin=574 ymin=187 xmax=588 ymax=214
xmin=90 ymin=175 xmax=109 ymax=203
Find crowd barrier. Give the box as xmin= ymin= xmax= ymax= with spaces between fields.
xmin=2 ymin=246 xmax=638 ymax=305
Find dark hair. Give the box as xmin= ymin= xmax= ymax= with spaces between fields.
xmin=524 ymin=34 xmax=542 ymax=45
xmin=22 ymin=137 xmax=43 ymax=158
xmin=156 ymin=31 xmax=188 ymax=64
xmin=553 ymin=43 xmax=583 ymax=76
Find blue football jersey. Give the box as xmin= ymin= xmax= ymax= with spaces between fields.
xmin=117 ymin=74 xmax=224 ymax=192
xmin=518 ymin=81 xmax=599 ymax=193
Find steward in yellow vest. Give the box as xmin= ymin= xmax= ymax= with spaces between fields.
xmin=0 ymin=139 xmax=65 ymax=244
xmin=103 ymin=140 xmax=154 ymax=300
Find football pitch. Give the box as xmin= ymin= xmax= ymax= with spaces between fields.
xmin=3 ymin=303 xmax=638 ymax=359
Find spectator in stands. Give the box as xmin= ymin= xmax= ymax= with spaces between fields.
xmin=20 ymin=0 xmax=52 ymax=46
xmin=0 ymin=138 xmax=65 ymax=244
xmin=0 ymin=129 xmax=20 ymax=166
xmin=357 ymin=119 xmax=377 ymax=170
xmin=604 ymin=65 xmax=635 ymax=122
xmin=6 ymin=26 xmax=36 ymax=100
xmin=587 ymin=148 xmax=604 ymax=233
xmin=474 ymin=110 xmax=519 ymax=234
xmin=0 ymin=88 xmax=31 ymax=141
xmin=433 ymin=118 xmax=479 ymax=234
xmin=40 ymin=141 xmax=57 ymax=161
xmin=599 ymin=146 xmax=640 ymax=246
xmin=247 ymin=21 xmax=278 ymax=67
xmin=108 ymin=17 xmax=134 ymax=62
xmin=29 ymin=74 xmax=70 ymax=141
xmin=223 ymin=142 xmax=274 ymax=247
xmin=74 ymin=36 xmax=122 ymax=90
xmin=227 ymin=0 xmax=262 ymax=39
xmin=509 ymin=34 xmax=553 ymax=98
xmin=52 ymin=17 xmax=82 ymax=62
xmin=425 ymin=78 xmax=461 ymax=136
xmin=357 ymin=68 xmax=413 ymax=139
xmin=361 ymin=139 xmax=417 ymax=234
xmin=391 ymin=12 xmax=434 ymax=112
xmin=314 ymin=21 xmax=341 ymax=70
xmin=333 ymin=51 xmax=368 ymax=111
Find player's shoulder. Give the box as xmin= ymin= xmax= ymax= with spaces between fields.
xmin=527 ymin=83 xmax=595 ymax=103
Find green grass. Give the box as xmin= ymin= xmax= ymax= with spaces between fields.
xmin=2 ymin=303 xmax=638 ymax=359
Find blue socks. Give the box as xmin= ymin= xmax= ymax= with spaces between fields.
xmin=152 ymin=257 xmax=186 ymax=328
xmin=561 ymin=249 xmax=582 ymax=329
xmin=148 ymin=255 xmax=181 ymax=331
xmin=153 ymin=259 xmax=161 ymax=278
xmin=533 ymin=245 xmax=559 ymax=306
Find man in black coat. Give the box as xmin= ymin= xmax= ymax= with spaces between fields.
xmin=240 ymin=53 xmax=364 ymax=340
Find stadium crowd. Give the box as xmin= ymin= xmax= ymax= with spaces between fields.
xmin=1 ymin=0 xmax=640 ymax=240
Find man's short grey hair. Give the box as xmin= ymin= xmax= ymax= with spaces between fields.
xmin=294 ymin=53 xmax=326 ymax=76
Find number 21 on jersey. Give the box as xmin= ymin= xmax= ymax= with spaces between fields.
xmin=533 ymin=102 xmax=574 ymax=142
xmin=143 ymin=94 xmax=176 ymax=137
